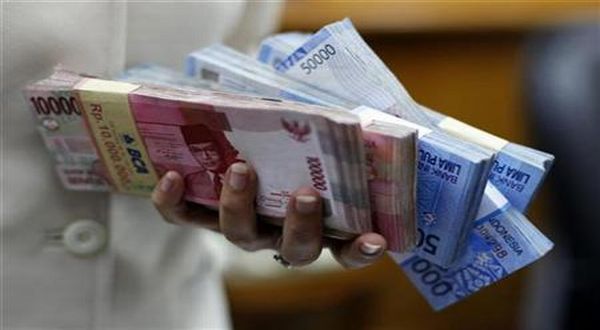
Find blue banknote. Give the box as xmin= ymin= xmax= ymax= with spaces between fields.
xmin=187 ymin=45 xmax=356 ymax=109
xmin=259 ymin=21 xmax=555 ymax=214
xmin=490 ymin=144 xmax=554 ymax=211
xmin=273 ymin=18 xmax=432 ymax=126
xmin=258 ymin=38 xmax=297 ymax=68
xmin=352 ymin=107 xmax=493 ymax=266
xmin=422 ymin=107 xmax=555 ymax=212
xmin=390 ymin=184 xmax=553 ymax=310
xmin=257 ymin=33 xmax=312 ymax=69
xmin=118 ymin=64 xmax=220 ymax=90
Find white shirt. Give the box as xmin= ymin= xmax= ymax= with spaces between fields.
xmin=2 ymin=2 xmax=282 ymax=329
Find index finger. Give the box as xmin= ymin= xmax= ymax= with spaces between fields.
xmin=151 ymin=171 xmax=218 ymax=230
xmin=279 ymin=187 xmax=323 ymax=267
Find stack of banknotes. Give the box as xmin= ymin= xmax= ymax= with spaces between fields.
xmin=24 ymin=18 xmax=554 ymax=310
xmin=188 ymin=44 xmax=495 ymax=268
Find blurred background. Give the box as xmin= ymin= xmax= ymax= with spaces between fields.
xmin=223 ymin=2 xmax=599 ymax=330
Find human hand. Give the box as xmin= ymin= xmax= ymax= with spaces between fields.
xmin=152 ymin=163 xmax=387 ymax=268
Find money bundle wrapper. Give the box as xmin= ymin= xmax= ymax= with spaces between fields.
xmin=254 ymin=18 xmax=554 ymax=309
xmin=25 ymin=70 xmax=379 ymax=238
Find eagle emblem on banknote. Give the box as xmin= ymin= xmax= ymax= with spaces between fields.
xmin=281 ymin=118 xmax=311 ymax=143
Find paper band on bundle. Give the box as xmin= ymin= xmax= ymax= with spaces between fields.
xmin=438 ymin=117 xmax=509 ymax=151
xmin=351 ymin=106 xmax=432 ymax=138
xmin=76 ymin=79 xmax=158 ymax=195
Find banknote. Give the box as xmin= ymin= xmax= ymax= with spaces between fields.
xmin=187 ymin=44 xmax=356 ymax=109
xmin=119 ymin=63 xmax=221 ymax=91
xmin=353 ymin=106 xmax=493 ymax=266
xmin=259 ymin=25 xmax=555 ymax=309
xmin=24 ymin=21 xmax=556 ymax=310
xmin=188 ymin=50 xmax=426 ymax=251
xmin=258 ymin=32 xmax=307 ymax=69
xmin=421 ymin=106 xmax=555 ymax=212
xmin=186 ymin=55 xmax=416 ymax=250
xmin=363 ymin=121 xmax=417 ymax=252
xmin=258 ymin=22 xmax=568 ymax=267
xmin=257 ymin=32 xmax=312 ymax=69
xmin=258 ymin=23 xmax=555 ymax=213
xmin=23 ymin=69 xmax=109 ymax=191
xmin=126 ymin=63 xmax=420 ymax=252
xmin=390 ymin=184 xmax=553 ymax=310
xmin=188 ymin=46 xmax=494 ymax=265
xmin=273 ymin=18 xmax=432 ymax=126
xmin=70 ymin=74 xmax=371 ymax=236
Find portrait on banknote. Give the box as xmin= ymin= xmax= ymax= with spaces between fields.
xmin=129 ymin=95 xmax=243 ymax=205
xmin=180 ymin=123 xmax=241 ymax=199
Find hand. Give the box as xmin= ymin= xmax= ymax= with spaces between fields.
xmin=152 ymin=163 xmax=387 ymax=268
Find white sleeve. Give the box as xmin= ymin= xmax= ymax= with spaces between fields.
xmin=224 ymin=1 xmax=285 ymax=52
xmin=124 ymin=1 xmax=284 ymax=70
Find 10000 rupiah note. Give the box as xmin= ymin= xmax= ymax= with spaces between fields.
xmin=23 ymin=70 xmax=109 ymax=191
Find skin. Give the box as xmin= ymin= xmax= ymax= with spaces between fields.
xmin=189 ymin=142 xmax=221 ymax=171
xmin=152 ymin=164 xmax=388 ymax=268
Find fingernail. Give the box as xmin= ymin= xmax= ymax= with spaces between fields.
xmin=160 ymin=172 xmax=177 ymax=193
xmin=295 ymin=195 xmax=317 ymax=214
xmin=229 ymin=163 xmax=248 ymax=191
xmin=360 ymin=242 xmax=383 ymax=256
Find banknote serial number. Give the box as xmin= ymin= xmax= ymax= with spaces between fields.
xmin=306 ymin=156 xmax=328 ymax=191
xmin=300 ymin=44 xmax=336 ymax=75
xmin=30 ymin=96 xmax=82 ymax=116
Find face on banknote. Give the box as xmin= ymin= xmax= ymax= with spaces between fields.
xmin=124 ymin=95 xmax=244 ymax=204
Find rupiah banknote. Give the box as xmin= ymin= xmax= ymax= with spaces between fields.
xmin=362 ymin=120 xmax=418 ymax=252
xmin=258 ymin=20 xmax=554 ymax=309
xmin=188 ymin=45 xmax=494 ymax=266
xmin=352 ymin=106 xmax=493 ymax=266
xmin=258 ymin=22 xmax=555 ymax=214
xmin=25 ymin=70 xmax=374 ymax=238
xmin=420 ymin=106 xmax=555 ymax=212
xmin=23 ymin=69 xmax=108 ymax=191
xmin=390 ymin=184 xmax=553 ymax=310
xmin=186 ymin=52 xmax=420 ymax=252
xmin=118 ymin=64 xmax=419 ymax=252
xmin=23 ymin=17 xmax=556 ymax=312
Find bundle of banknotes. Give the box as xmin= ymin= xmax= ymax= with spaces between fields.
xmin=24 ymin=18 xmax=554 ymax=310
